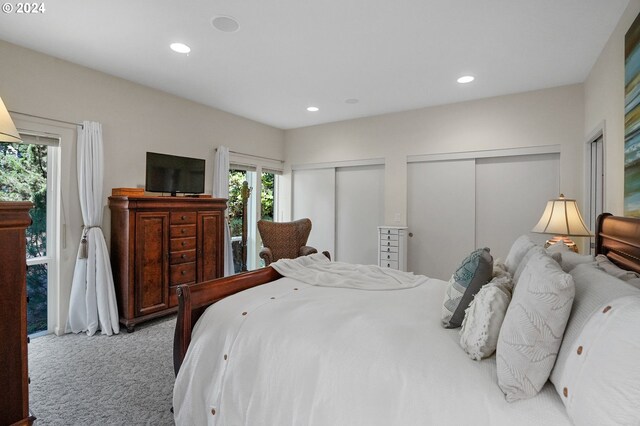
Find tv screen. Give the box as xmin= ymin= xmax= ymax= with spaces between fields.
xmin=145 ymin=152 xmax=205 ymax=196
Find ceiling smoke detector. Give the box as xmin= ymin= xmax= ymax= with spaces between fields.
xmin=212 ymin=16 xmax=240 ymax=33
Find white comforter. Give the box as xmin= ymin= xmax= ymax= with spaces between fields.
xmin=173 ymin=265 xmax=570 ymax=425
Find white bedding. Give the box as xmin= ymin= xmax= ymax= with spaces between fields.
xmin=173 ymin=275 xmax=570 ymax=425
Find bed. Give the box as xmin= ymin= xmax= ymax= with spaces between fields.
xmin=172 ymin=213 xmax=640 ymax=425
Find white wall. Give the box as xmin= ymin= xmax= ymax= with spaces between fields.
xmin=584 ymin=0 xmax=640 ymax=216
xmin=284 ymin=85 xmax=584 ymax=229
xmin=0 ymin=40 xmax=285 ymax=334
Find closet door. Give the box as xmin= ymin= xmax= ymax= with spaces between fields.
xmin=475 ymin=153 xmax=560 ymax=259
xmin=335 ymin=165 xmax=384 ymax=265
xmin=407 ymin=160 xmax=475 ymax=279
xmin=292 ymin=168 xmax=335 ymax=257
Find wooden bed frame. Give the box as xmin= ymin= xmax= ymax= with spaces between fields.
xmin=173 ymin=213 xmax=640 ymax=375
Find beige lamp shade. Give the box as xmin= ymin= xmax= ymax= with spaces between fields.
xmin=0 ymin=97 xmax=21 ymax=143
xmin=532 ymin=194 xmax=592 ymax=253
xmin=532 ymin=194 xmax=592 ymax=236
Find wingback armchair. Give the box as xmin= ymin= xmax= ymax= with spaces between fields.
xmin=257 ymin=218 xmax=328 ymax=266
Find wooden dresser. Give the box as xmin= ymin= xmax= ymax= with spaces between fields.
xmin=109 ymin=196 xmax=227 ymax=332
xmin=0 ymin=201 xmax=35 ymax=425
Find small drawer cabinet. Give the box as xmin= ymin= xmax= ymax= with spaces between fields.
xmin=109 ymin=196 xmax=227 ymax=332
xmin=378 ymin=226 xmax=408 ymax=272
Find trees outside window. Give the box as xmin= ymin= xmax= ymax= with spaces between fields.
xmin=0 ymin=142 xmax=48 ymax=334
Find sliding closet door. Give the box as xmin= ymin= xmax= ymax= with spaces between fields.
xmin=335 ymin=165 xmax=384 ymax=265
xmin=292 ymin=168 xmax=335 ymax=256
xmin=407 ymin=160 xmax=476 ymax=279
xmin=475 ymin=153 xmax=560 ymax=259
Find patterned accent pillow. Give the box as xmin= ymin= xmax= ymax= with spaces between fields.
xmin=496 ymin=246 xmax=575 ymax=402
xmin=441 ymin=247 xmax=493 ymax=329
xmin=459 ymin=274 xmax=513 ymax=360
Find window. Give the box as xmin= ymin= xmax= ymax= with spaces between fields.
xmin=586 ymin=133 xmax=605 ymax=253
xmin=0 ymin=133 xmax=59 ymax=335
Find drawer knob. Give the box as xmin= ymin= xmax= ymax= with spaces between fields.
xmin=387 ymin=255 xmax=390 ymax=259
xmin=387 ymin=248 xmax=390 ymax=252
xmin=387 ymin=242 xmax=390 ymax=246
xmin=181 ymin=241 xmax=186 ymax=246
xmin=181 ymin=228 xmax=186 ymax=234
xmin=181 ymin=254 xmax=186 ymax=259
xmin=387 ymin=236 xmax=391 ymax=240
xmin=387 ymin=263 xmax=391 ymax=267
xmin=181 ymin=270 xmax=186 ymax=276
xmin=181 ymin=215 xmax=186 ymax=220
xmin=387 ymin=230 xmax=390 ymax=234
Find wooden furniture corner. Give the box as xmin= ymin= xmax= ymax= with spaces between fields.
xmin=0 ymin=201 xmax=35 ymax=425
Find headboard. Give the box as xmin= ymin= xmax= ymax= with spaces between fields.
xmin=595 ymin=213 xmax=640 ymax=274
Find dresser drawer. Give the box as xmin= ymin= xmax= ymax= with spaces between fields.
xmin=170 ymin=224 xmax=196 ymax=238
xmin=170 ymin=262 xmax=196 ymax=285
xmin=170 ymin=211 xmax=196 ymax=224
xmin=380 ymin=252 xmax=399 ymax=262
xmin=381 ymin=260 xmax=399 ymax=269
xmin=380 ymin=233 xmax=399 ymax=242
xmin=380 ymin=228 xmax=399 ymax=236
xmin=380 ymin=245 xmax=399 ymax=254
xmin=381 ymin=240 xmax=399 ymax=248
xmin=171 ymin=249 xmax=196 ymax=265
xmin=170 ymin=237 xmax=196 ymax=252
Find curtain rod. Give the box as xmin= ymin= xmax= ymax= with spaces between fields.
xmin=217 ymin=148 xmax=284 ymax=164
xmin=9 ymin=110 xmax=84 ymax=128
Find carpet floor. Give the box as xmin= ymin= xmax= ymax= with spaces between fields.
xmin=28 ymin=317 xmax=176 ymax=425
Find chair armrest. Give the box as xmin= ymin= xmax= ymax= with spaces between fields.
xmin=299 ymin=246 xmax=318 ymax=257
xmin=259 ymin=247 xmax=273 ymax=266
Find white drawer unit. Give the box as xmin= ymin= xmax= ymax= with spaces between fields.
xmin=378 ymin=226 xmax=408 ymax=271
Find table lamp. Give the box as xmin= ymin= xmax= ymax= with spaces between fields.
xmin=531 ymin=194 xmax=592 ymax=253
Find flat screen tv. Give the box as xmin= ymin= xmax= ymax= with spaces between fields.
xmin=145 ymin=152 xmax=205 ymax=196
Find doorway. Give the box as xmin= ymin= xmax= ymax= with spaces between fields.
xmin=0 ymin=133 xmax=59 ymax=335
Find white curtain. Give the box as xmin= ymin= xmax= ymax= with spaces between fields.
xmin=213 ymin=146 xmax=236 ymax=276
xmin=67 ymin=121 xmax=120 ymax=336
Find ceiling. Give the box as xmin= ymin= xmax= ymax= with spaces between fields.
xmin=0 ymin=0 xmax=630 ymax=129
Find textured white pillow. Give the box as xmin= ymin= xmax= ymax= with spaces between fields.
xmin=594 ymin=254 xmax=640 ymax=281
xmin=550 ymin=263 xmax=640 ymax=394
xmin=496 ymin=246 xmax=575 ymax=402
xmin=513 ymin=246 xmax=561 ymax=287
xmin=554 ymin=295 xmax=640 ymax=425
xmin=460 ymin=275 xmax=512 ymax=360
xmin=504 ymin=235 xmax=536 ymax=275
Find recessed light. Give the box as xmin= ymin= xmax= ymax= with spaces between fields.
xmin=307 ymin=106 xmax=319 ymax=112
xmin=457 ymin=75 xmax=475 ymax=84
xmin=345 ymin=98 xmax=359 ymax=104
xmin=170 ymin=43 xmax=191 ymax=54
xmin=212 ymin=15 xmax=240 ymax=33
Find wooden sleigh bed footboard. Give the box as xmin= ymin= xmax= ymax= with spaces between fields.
xmin=173 ymin=266 xmax=282 ymax=375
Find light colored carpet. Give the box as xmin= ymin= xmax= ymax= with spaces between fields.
xmin=28 ymin=316 xmax=176 ymax=425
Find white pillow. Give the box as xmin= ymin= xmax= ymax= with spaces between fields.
xmin=558 ymin=251 xmax=595 ymax=273
xmin=504 ymin=235 xmax=536 ymax=275
xmin=459 ymin=275 xmax=512 ymax=360
xmin=550 ymin=263 xmax=640 ymax=393
xmin=594 ymin=254 xmax=640 ymax=281
xmin=496 ymin=246 xmax=575 ymax=402
xmin=513 ymin=246 xmax=561 ymax=287
xmin=554 ymin=295 xmax=640 ymax=425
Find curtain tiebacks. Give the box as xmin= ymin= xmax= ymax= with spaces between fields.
xmin=79 ymin=225 xmax=101 ymax=259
